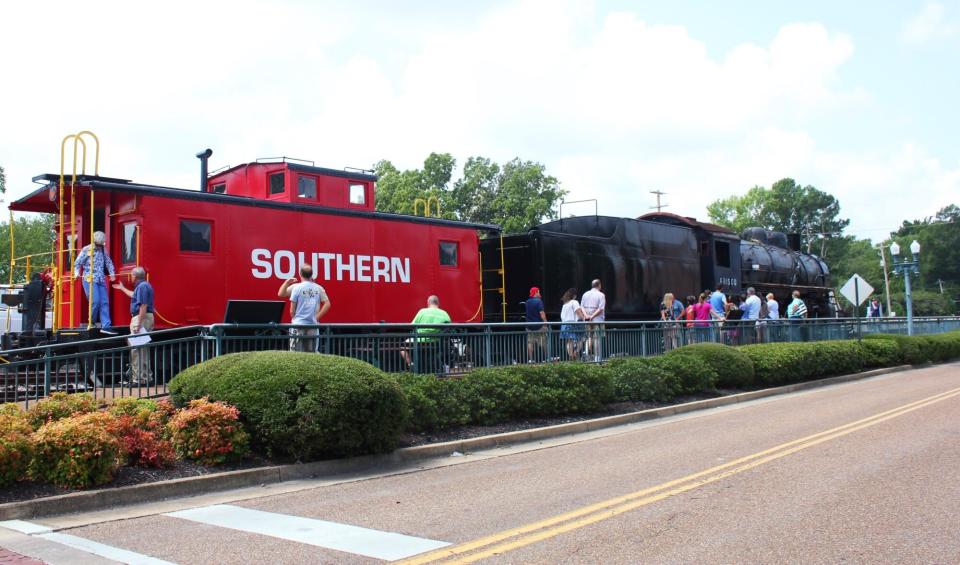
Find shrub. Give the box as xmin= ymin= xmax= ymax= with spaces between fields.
xmin=652 ymin=352 xmax=719 ymax=393
xmin=27 ymin=392 xmax=99 ymax=429
xmin=859 ymin=339 xmax=901 ymax=368
xmin=167 ymin=398 xmax=249 ymax=466
xmin=109 ymin=415 xmax=176 ymax=468
xmin=460 ymin=364 xmax=613 ymax=425
xmin=0 ymin=406 xmax=34 ymax=487
xmin=393 ymin=373 xmax=471 ymax=432
xmin=667 ymin=343 xmax=755 ymax=389
xmin=107 ymin=397 xmax=175 ymax=436
xmin=739 ymin=343 xmax=821 ymax=385
xmin=170 ymin=352 xmax=405 ymax=461
xmin=30 ymin=412 xmax=121 ymax=489
xmin=807 ymin=341 xmax=868 ymax=377
xmin=604 ymin=357 xmax=682 ymax=402
xmin=863 ymin=334 xmax=924 ymax=364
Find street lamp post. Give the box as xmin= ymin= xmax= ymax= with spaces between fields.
xmin=890 ymin=240 xmax=921 ymax=336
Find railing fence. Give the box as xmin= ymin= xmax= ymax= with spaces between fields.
xmin=3 ymin=317 xmax=960 ymax=406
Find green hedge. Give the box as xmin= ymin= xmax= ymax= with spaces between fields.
xmin=169 ymin=352 xmax=406 ymax=461
xmin=665 ymin=343 xmax=754 ymax=389
xmin=863 ymin=331 xmax=960 ymax=365
xmin=167 ymin=332 xmax=960 ymax=455
xmin=394 ymin=363 xmax=613 ymax=430
xmin=604 ymin=357 xmax=681 ymax=402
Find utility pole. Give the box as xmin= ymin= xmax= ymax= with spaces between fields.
xmin=878 ymin=242 xmax=893 ymax=317
xmin=649 ymin=190 xmax=668 ymax=212
xmin=936 ymin=278 xmax=945 ymax=294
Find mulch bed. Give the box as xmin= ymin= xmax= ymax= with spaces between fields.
xmin=0 ymin=457 xmax=270 ymax=506
xmin=1 ymin=389 xmax=745 ymax=506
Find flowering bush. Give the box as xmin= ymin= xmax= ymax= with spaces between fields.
xmin=30 ymin=412 xmax=122 ymax=489
xmin=27 ymin=392 xmax=99 ymax=429
xmin=108 ymin=415 xmax=176 ymax=468
xmin=167 ymin=398 xmax=249 ymax=466
xmin=0 ymin=405 xmax=34 ymax=487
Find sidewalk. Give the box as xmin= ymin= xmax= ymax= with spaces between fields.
xmin=0 ymin=548 xmax=44 ymax=564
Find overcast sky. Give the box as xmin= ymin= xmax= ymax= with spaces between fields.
xmin=2 ymin=1 xmax=958 ymax=241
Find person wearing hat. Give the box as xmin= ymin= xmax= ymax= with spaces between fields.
xmin=525 ymin=286 xmax=547 ymax=362
xmin=72 ymin=230 xmax=116 ymax=328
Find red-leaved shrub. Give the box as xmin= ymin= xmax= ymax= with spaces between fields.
xmin=167 ymin=398 xmax=249 ymax=466
xmin=30 ymin=412 xmax=121 ymax=488
xmin=27 ymin=392 xmax=99 ymax=429
xmin=108 ymin=415 xmax=176 ymax=468
xmin=0 ymin=405 xmax=34 ymax=487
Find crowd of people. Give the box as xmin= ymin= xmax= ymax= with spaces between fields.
xmin=658 ymin=284 xmax=809 ymax=349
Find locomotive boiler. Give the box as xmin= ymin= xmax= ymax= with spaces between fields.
xmin=484 ymin=212 xmax=835 ymax=321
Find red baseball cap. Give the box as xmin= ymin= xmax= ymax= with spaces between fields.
xmin=529 ymin=286 xmax=540 ymax=297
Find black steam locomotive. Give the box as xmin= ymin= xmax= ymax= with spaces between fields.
xmin=481 ymin=212 xmax=834 ymax=321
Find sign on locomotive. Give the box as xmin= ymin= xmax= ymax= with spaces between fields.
xmin=5 ymin=132 xmax=836 ymax=348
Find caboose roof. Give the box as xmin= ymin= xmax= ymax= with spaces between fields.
xmin=209 ymin=161 xmax=378 ymax=182
xmin=13 ymin=174 xmax=500 ymax=232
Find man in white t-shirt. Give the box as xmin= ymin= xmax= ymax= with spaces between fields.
xmin=581 ymin=279 xmax=606 ymax=361
xmin=277 ymin=265 xmax=331 ymax=352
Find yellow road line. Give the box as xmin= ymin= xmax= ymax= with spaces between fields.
xmin=399 ymin=386 xmax=960 ymax=564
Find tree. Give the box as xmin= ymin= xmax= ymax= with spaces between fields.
xmin=707 ymin=178 xmax=850 ymax=258
xmin=375 ymin=154 xmax=566 ymax=233
xmin=891 ymin=203 xmax=960 ymax=296
xmin=0 ymin=215 xmax=56 ymax=284
xmin=0 ymin=165 xmax=6 ymax=194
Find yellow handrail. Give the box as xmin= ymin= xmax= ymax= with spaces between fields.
xmin=87 ymin=188 xmax=94 ymax=329
xmin=412 ymin=196 xmax=441 ymax=218
xmin=499 ymin=232 xmax=507 ymax=322
xmin=55 ymin=131 xmax=100 ymax=331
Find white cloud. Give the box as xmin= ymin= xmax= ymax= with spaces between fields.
xmin=1 ymin=0 xmax=955 ymax=246
xmin=900 ymin=2 xmax=959 ymax=44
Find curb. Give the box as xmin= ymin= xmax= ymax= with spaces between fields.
xmin=0 ymin=364 xmax=910 ymax=520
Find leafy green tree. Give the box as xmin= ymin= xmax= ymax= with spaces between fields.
xmin=707 ymin=178 xmax=850 ymax=258
xmin=375 ymin=154 xmax=566 ymax=233
xmin=828 ymin=236 xmax=884 ymax=296
xmin=891 ymin=203 xmax=960 ymax=296
xmin=0 ymin=215 xmax=56 ymax=284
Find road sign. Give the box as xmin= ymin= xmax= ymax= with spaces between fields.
xmin=840 ymin=274 xmax=874 ymax=307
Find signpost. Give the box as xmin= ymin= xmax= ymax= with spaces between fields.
xmin=840 ymin=274 xmax=875 ymax=341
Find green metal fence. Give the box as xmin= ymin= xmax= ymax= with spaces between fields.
xmin=3 ymin=317 xmax=960 ymax=406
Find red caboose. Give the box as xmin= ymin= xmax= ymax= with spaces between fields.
xmin=12 ymin=154 xmax=495 ymax=330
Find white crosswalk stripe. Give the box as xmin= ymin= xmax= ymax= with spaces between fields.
xmin=164 ymin=504 xmax=451 ymax=561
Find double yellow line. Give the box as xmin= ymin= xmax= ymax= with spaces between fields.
xmin=399 ymin=386 xmax=960 ymax=564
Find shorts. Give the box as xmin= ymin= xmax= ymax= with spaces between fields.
xmin=289 ymin=327 xmax=318 ymax=352
xmin=526 ymin=328 xmax=546 ymax=348
xmin=560 ymin=323 xmax=584 ymax=341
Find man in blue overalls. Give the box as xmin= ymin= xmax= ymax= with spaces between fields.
xmin=73 ymin=230 xmax=116 ymax=328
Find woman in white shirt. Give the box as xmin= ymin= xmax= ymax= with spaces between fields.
xmin=560 ymin=287 xmax=587 ymax=361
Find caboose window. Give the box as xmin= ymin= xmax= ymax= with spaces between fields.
xmin=269 ymin=172 xmax=285 ymax=195
xmin=715 ymin=241 xmax=731 ymax=268
xmin=121 ymin=223 xmax=137 ymax=264
xmin=349 ymin=183 xmax=366 ymax=205
xmin=297 ymin=175 xmax=317 ymax=199
xmin=180 ymin=220 xmax=212 ymax=253
xmin=212 ymin=183 xmax=226 ymax=194
xmin=439 ymin=241 xmax=458 ymax=267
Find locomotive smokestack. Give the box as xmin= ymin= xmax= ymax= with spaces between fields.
xmin=196 ymin=148 xmax=213 ymax=192
xmin=787 ymin=233 xmax=801 ymax=252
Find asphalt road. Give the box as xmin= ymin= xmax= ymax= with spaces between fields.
xmin=5 ymin=362 xmax=960 ymax=564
